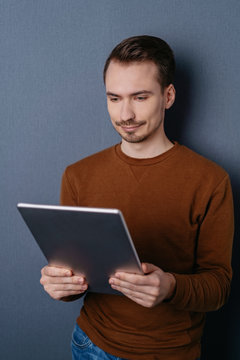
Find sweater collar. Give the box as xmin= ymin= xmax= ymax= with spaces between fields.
xmin=115 ymin=141 xmax=180 ymax=166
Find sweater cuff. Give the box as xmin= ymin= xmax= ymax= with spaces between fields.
xmin=167 ymin=273 xmax=188 ymax=308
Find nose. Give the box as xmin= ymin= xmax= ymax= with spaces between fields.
xmin=120 ymin=100 xmax=135 ymax=122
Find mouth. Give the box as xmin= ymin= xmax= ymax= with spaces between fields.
xmin=121 ymin=125 xmax=142 ymax=132
xmin=117 ymin=121 xmax=146 ymax=133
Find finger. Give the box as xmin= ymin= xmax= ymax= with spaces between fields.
xmin=42 ymin=266 xmax=72 ymax=277
xmin=110 ymin=283 xmax=156 ymax=304
xmin=113 ymin=272 xmax=148 ymax=285
xmin=41 ymin=274 xmax=87 ymax=285
xmin=142 ymin=262 xmax=159 ymax=274
xmin=50 ymin=289 xmax=87 ymax=300
xmin=59 ymin=275 xmax=87 ymax=284
xmin=113 ymin=271 xmax=159 ymax=287
xmin=44 ymin=283 xmax=88 ymax=292
xmin=110 ymin=279 xmax=159 ymax=298
xmin=123 ymin=293 xmax=155 ymax=308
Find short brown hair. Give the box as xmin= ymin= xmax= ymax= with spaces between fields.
xmin=103 ymin=35 xmax=175 ymax=90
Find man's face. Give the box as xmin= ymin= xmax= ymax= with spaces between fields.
xmin=105 ymin=60 xmax=173 ymax=144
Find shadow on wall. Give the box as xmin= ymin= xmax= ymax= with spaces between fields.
xmin=165 ymin=59 xmax=240 ymax=360
xmin=165 ymin=58 xmax=193 ymax=143
xmin=201 ymin=186 xmax=240 ymax=360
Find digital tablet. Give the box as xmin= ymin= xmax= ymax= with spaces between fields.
xmin=17 ymin=203 xmax=143 ymax=294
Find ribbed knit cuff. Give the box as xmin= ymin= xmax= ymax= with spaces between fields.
xmin=167 ymin=273 xmax=188 ymax=309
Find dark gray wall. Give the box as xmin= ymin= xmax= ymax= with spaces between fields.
xmin=1 ymin=1 xmax=239 ymax=359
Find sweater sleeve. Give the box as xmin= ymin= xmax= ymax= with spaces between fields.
xmin=169 ymin=175 xmax=234 ymax=312
xmin=59 ymin=168 xmax=86 ymax=302
xmin=60 ymin=167 xmax=78 ymax=206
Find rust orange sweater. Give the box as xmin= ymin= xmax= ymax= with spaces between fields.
xmin=60 ymin=142 xmax=234 ymax=360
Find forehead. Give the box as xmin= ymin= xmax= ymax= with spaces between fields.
xmin=105 ymin=60 xmax=160 ymax=93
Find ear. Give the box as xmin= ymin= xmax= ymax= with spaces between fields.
xmin=165 ymin=84 xmax=176 ymax=110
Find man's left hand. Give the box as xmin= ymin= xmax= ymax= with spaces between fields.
xmin=109 ymin=263 xmax=176 ymax=308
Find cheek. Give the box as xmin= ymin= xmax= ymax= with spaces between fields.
xmin=138 ymin=102 xmax=162 ymax=122
xmin=107 ymin=104 xmax=118 ymax=122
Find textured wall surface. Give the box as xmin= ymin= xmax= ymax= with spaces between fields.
xmin=0 ymin=1 xmax=239 ymax=359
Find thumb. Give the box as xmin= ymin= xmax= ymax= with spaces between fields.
xmin=141 ymin=262 xmax=159 ymax=274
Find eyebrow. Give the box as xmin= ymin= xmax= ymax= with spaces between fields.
xmin=106 ymin=90 xmax=153 ymax=97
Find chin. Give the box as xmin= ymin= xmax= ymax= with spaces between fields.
xmin=121 ymin=134 xmax=148 ymax=143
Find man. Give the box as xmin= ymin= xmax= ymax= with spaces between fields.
xmin=40 ymin=35 xmax=234 ymax=360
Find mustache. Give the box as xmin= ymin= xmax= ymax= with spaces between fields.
xmin=115 ymin=120 xmax=146 ymax=126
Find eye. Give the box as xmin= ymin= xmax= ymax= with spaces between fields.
xmin=135 ymin=96 xmax=148 ymax=101
xmin=109 ymin=97 xmax=119 ymax=102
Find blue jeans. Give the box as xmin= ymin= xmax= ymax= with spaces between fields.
xmin=71 ymin=323 xmax=125 ymax=359
xmin=71 ymin=323 xmax=201 ymax=360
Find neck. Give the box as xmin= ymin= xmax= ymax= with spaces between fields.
xmin=121 ymin=132 xmax=174 ymax=159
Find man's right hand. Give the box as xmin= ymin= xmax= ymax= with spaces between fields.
xmin=40 ymin=265 xmax=88 ymax=300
